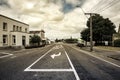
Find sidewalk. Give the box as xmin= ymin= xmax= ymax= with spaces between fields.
xmin=79 ymin=46 xmax=120 ymax=61
xmin=94 ymin=46 xmax=120 ymax=51
xmin=94 ymin=46 xmax=120 ymax=61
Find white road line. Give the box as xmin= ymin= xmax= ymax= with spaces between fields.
xmin=10 ymin=56 xmax=17 ymax=58
xmin=24 ymin=47 xmax=53 ymax=71
xmin=71 ymin=46 xmax=120 ymax=68
xmin=24 ymin=45 xmax=80 ymax=80
xmin=24 ymin=45 xmax=75 ymax=74
xmin=65 ymin=51 xmax=80 ymax=80
xmin=24 ymin=69 xmax=73 ymax=72
xmin=0 ymin=52 xmax=13 ymax=59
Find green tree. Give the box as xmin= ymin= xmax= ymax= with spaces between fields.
xmin=30 ymin=35 xmax=41 ymax=46
xmin=81 ymin=14 xmax=116 ymax=45
xmin=81 ymin=28 xmax=90 ymax=42
xmin=65 ymin=38 xmax=78 ymax=43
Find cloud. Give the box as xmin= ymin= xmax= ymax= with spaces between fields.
xmin=0 ymin=0 xmax=120 ymax=39
xmin=0 ymin=0 xmax=10 ymax=8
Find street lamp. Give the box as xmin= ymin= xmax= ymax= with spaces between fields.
xmin=76 ymin=5 xmax=95 ymax=51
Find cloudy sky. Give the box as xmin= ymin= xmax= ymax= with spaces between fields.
xmin=0 ymin=0 xmax=120 ymax=40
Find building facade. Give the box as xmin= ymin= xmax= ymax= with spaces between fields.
xmin=29 ymin=30 xmax=46 ymax=45
xmin=112 ymin=24 xmax=120 ymax=46
xmin=113 ymin=25 xmax=120 ymax=40
xmin=0 ymin=14 xmax=29 ymax=47
xmin=29 ymin=30 xmax=45 ymax=40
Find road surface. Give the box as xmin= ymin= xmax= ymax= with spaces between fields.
xmin=0 ymin=43 xmax=120 ymax=80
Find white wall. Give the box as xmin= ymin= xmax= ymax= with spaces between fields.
xmin=0 ymin=15 xmax=29 ymax=47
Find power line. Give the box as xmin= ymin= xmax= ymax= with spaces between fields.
xmin=76 ymin=5 xmax=89 ymax=19
xmin=97 ymin=0 xmax=120 ymax=13
xmin=80 ymin=7 xmax=89 ymax=19
xmin=93 ymin=0 xmax=114 ymax=12
xmin=90 ymin=0 xmax=119 ymax=13
xmin=90 ymin=0 xmax=106 ymax=12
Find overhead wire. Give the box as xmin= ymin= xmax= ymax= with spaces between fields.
xmin=78 ymin=0 xmax=120 ymax=20
xmin=89 ymin=0 xmax=118 ymax=13
xmin=97 ymin=0 xmax=120 ymax=13
xmin=90 ymin=0 xmax=106 ymax=12
xmin=80 ymin=7 xmax=89 ymax=19
xmin=93 ymin=0 xmax=114 ymax=13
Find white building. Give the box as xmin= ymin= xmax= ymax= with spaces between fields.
xmin=0 ymin=14 xmax=29 ymax=47
xmin=29 ymin=30 xmax=46 ymax=45
xmin=29 ymin=30 xmax=45 ymax=40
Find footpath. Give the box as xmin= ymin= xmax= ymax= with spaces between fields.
xmin=67 ymin=43 xmax=120 ymax=62
xmin=81 ymin=46 xmax=120 ymax=61
xmin=94 ymin=46 xmax=120 ymax=61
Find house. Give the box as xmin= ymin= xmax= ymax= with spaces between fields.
xmin=0 ymin=14 xmax=29 ymax=48
xmin=29 ymin=30 xmax=46 ymax=45
xmin=113 ymin=24 xmax=120 ymax=40
xmin=112 ymin=24 xmax=120 ymax=46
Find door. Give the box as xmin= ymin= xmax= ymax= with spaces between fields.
xmin=22 ymin=36 xmax=26 ymax=46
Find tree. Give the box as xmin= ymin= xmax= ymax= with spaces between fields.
xmin=30 ymin=35 xmax=41 ymax=46
xmin=65 ymin=38 xmax=78 ymax=43
xmin=81 ymin=28 xmax=90 ymax=42
xmin=81 ymin=14 xmax=116 ymax=45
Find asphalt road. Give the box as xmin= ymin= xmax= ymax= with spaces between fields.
xmin=0 ymin=43 xmax=120 ymax=80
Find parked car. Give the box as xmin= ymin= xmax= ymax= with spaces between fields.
xmin=76 ymin=43 xmax=84 ymax=47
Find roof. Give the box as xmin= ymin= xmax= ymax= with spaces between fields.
xmin=29 ymin=30 xmax=45 ymax=34
xmin=0 ymin=14 xmax=29 ymax=26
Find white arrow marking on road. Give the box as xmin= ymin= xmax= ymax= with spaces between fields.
xmin=51 ymin=52 xmax=61 ymax=59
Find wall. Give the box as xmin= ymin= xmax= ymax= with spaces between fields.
xmin=0 ymin=15 xmax=29 ymax=47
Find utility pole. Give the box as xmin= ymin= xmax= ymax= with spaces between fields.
xmin=85 ymin=13 xmax=96 ymax=52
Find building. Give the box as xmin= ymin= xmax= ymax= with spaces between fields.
xmin=0 ymin=14 xmax=29 ymax=48
xmin=113 ymin=24 xmax=120 ymax=40
xmin=29 ymin=30 xmax=46 ymax=45
xmin=112 ymin=24 xmax=120 ymax=46
xmin=29 ymin=30 xmax=45 ymax=40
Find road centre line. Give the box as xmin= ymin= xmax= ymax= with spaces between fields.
xmin=65 ymin=51 xmax=80 ymax=80
xmin=71 ymin=46 xmax=120 ymax=68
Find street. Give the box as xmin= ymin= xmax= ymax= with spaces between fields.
xmin=0 ymin=43 xmax=120 ymax=80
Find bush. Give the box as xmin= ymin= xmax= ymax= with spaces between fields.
xmin=114 ymin=39 xmax=120 ymax=47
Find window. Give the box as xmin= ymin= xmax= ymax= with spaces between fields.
xmin=3 ymin=35 xmax=8 ymax=45
xmin=20 ymin=27 xmax=22 ymax=32
xmin=13 ymin=25 xmax=16 ymax=31
xmin=25 ymin=28 xmax=27 ymax=32
xmin=3 ymin=22 xmax=7 ymax=31
xmin=12 ymin=35 xmax=16 ymax=44
xmin=17 ymin=26 xmax=19 ymax=31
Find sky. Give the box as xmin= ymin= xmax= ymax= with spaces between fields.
xmin=0 ymin=0 xmax=120 ymax=40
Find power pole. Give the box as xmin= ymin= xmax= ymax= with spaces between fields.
xmin=85 ymin=13 xmax=96 ymax=52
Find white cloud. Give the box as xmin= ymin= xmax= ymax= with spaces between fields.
xmin=0 ymin=0 xmax=120 ymax=39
